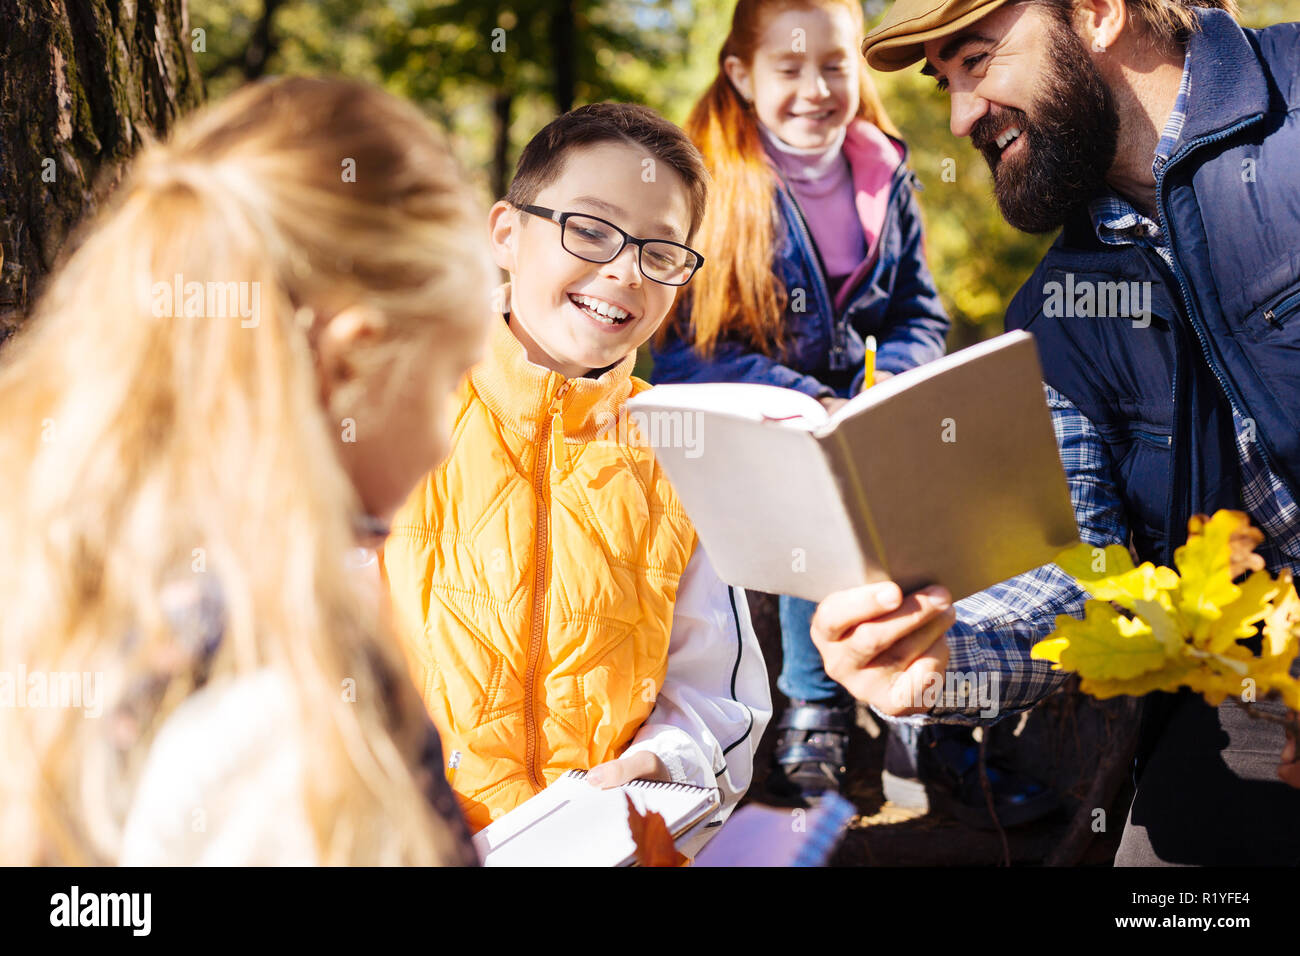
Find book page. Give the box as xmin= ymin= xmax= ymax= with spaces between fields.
xmin=646 ymin=415 xmax=872 ymax=601
xmin=820 ymin=331 xmax=1079 ymax=601
xmin=819 ymin=331 xmax=1041 ymax=435
xmin=628 ymin=382 xmax=827 ymax=429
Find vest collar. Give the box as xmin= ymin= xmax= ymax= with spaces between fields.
xmin=1180 ymin=9 xmax=1271 ymax=146
xmin=470 ymin=294 xmax=636 ymax=444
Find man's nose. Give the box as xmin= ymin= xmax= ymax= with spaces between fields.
xmin=602 ymin=244 xmax=642 ymax=286
xmin=949 ymin=89 xmax=989 ymax=140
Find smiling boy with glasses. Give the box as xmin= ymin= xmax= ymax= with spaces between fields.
xmin=382 ymin=103 xmax=771 ymax=848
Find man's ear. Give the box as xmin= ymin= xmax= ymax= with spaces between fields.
xmin=315 ymin=305 xmax=380 ymax=410
xmin=1074 ymin=0 xmax=1127 ymax=53
xmin=723 ymin=55 xmax=753 ymax=105
xmin=487 ymin=200 xmax=519 ymax=274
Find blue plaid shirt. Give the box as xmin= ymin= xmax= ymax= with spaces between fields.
xmin=926 ymin=49 xmax=1300 ymax=724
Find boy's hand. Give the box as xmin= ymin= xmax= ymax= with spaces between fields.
xmin=1280 ymin=733 xmax=1300 ymax=789
xmin=586 ymin=751 xmax=672 ymax=789
xmin=811 ymin=581 xmax=954 ymax=716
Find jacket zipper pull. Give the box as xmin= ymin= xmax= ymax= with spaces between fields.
xmin=550 ymin=383 xmax=570 ymax=472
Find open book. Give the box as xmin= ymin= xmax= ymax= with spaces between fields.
xmin=627 ymin=330 xmax=1078 ymax=603
xmin=472 ymin=771 xmax=721 ymax=867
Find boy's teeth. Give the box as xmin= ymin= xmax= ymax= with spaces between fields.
xmin=572 ymin=294 xmax=630 ymax=322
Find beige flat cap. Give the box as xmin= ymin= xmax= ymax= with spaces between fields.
xmin=862 ymin=0 xmax=1015 ymax=71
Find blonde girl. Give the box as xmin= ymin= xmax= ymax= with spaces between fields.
xmin=0 ymin=76 xmax=489 ymax=865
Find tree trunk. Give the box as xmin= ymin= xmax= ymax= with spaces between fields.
xmin=206 ymin=0 xmax=285 ymax=82
xmin=0 ymin=0 xmax=204 ymax=341
xmin=550 ymin=0 xmax=575 ymax=115
xmin=491 ymin=89 xmax=514 ymax=201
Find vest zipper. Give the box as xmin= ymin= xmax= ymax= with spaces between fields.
xmin=1130 ymin=426 xmax=1173 ymax=448
xmin=523 ymin=380 xmax=569 ymax=793
xmin=1151 ymin=114 xmax=1286 ymax=553
xmin=775 ymin=160 xmax=911 ymax=372
xmin=1263 ymin=288 xmax=1300 ymax=329
xmin=773 ymin=171 xmax=837 ymax=351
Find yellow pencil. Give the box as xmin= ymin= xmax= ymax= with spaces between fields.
xmin=863 ymin=335 xmax=877 ymax=391
xmin=447 ymin=749 xmax=462 ymax=786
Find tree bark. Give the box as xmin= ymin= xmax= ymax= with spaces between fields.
xmin=491 ymin=89 xmax=513 ymax=202
xmin=0 ymin=0 xmax=204 ymax=340
xmin=550 ymin=0 xmax=575 ymax=115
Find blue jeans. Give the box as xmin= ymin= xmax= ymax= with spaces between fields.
xmin=777 ymin=594 xmax=852 ymax=704
xmin=778 ymin=594 xmax=925 ymax=767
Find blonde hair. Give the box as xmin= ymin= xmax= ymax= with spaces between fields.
xmin=0 ymin=77 xmax=489 ymax=865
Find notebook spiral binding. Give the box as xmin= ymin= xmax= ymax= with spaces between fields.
xmin=562 ymin=769 xmax=708 ymax=792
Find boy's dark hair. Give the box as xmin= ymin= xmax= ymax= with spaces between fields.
xmin=504 ymin=102 xmax=709 ymax=241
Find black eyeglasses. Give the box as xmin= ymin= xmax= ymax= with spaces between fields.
xmin=517 ymin=204 xmax=704 ymax=286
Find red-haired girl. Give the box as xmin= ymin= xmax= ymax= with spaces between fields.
xmin=652 ymin=0 xmax=950 ymax=803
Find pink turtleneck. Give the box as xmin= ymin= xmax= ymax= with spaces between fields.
xmin=759 ymin=123 xmax=867 ymax=285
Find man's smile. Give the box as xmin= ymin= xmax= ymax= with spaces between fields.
xmin=994 ymin=125 xmax=1023 ymax=151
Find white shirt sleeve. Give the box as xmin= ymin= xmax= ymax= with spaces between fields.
xmin=620 ymin=545 xmax=773 ymax=847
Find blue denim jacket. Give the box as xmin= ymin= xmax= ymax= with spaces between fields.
xmin=650 ymin=134 xmax=950 ymax=399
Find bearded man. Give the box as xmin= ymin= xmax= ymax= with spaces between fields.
xmin=809 ymin=0 xmax=1300 ymax=864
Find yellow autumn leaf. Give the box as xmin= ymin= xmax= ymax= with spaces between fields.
xmin=1031 ymin=603 xmax=1171 ymax=680
xmin=1261 ymin=572 xmax=1300 ymax=660
xmin=1055 ymin=542 xmax=1134 ymax=580
xmin=1042 ymin=511 xmax=1300 ymax=714
xmin=1193 ymin=569 xmax=1279 ymax=654
xmin=1053 ymin=542 xmax=1178 ymax=610
xmin=1181 ymin=666 xmax=1257 ymax=707
xmin=1270 ymin=674 xmax=1300 ymax=711
xmin=1132 ymin=596 xmax=1185 ymax=654
xmin=1252 ymin=578 xmax=1300 ymax=710
xmin=1242 ymin=665 xmax=1300 ymax=710
xmin=1079 ymin=659 xmax=1199 ymax=700
xmin=1174 ymin=510 xmax=1250 ymax=630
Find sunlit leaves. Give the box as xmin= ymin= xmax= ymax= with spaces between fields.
xmin=1032 ymin=511 xmax=1300 ymax=710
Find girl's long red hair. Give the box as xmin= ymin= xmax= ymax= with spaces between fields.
xmin=662 ymin=0 xmax=899 ymax=358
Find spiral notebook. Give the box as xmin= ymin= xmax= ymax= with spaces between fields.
xmin=473 ymin=770 xmax=721 ymax=867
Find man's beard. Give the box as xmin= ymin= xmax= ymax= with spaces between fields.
xmin=971 ymin=17 xmax=1119 ymax=234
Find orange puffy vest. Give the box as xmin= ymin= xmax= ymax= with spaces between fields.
xmin=384 ymin=315 xmax=697 ymax=832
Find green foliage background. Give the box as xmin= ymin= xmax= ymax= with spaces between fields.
xmin=191 ymin=0 xmax=1300 ymax=348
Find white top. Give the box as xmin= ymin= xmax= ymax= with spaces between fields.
xmin=119 ymin=547 xmax=771 ymax=864
xmin=620 ymin=546 xmax=772 ymax=855
xmin=119 ymin=668 xmax=316 ymax=866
